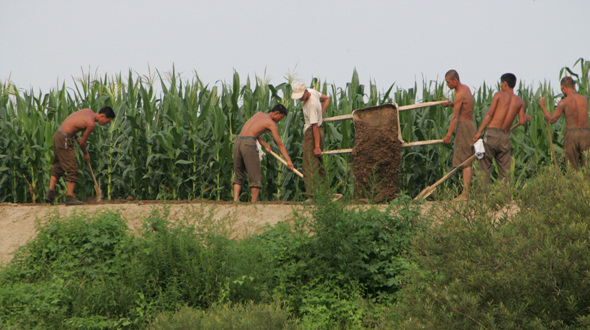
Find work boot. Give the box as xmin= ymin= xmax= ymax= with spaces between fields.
xmin=65 ymin=195 xmax=85 ymax=206
xmin=44 ymin=189 xmax=55 ymax=203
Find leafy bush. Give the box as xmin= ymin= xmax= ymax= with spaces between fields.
xmin=395 ymin=164 xmax=590 ymax=328
xmin=148 ymin=302 xmax=297 ymax=330
xmin=7 ymin=210 xmax=132 ymax=282
xmin=0 ymin=210 xmax=136 ymax=328
xmin=252 ymin=194 xmax=422 ymax=327
xmin=0 ymin=197 xmax=421 ymax=328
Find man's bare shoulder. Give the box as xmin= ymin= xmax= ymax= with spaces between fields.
xmin=460 ymin=84 xmax=472 ymax=95
xmin=491 ymin=91 xmax=504 ymax=100
xmin=570 ymin=93 xmax=588 ymax=105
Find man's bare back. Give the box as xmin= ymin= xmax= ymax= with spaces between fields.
xmin=488 ymin=91 xmax=526 ymax=130
xmin=238 ymin=112 xmax=276 ymax=138
xmin=59 ymin=109 xmax=97 ymax=136
xmin=539 ymin=76 xmax=589 ymax=130
xmin=455 ymin=86 xmax=475 ymax=122
xmin=545 ymin=93 xmax=589 ymax=129
xmin=474 ymin=74 xmax=529 ymax=143
xmin=563 ymin=93 xmax=590 ymax=129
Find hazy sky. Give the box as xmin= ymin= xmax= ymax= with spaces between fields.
xmin=2 ymin=0 xmax=589 ymax=97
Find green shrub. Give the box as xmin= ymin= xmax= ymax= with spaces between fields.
xmin=7 ymin=210 xmax=132 ymax=282
xmin=0 ymin=210 xmax=136 ymax=328
xmin=253 ymin=194 xmax=422 ymax=326
xmin=122 ymin=206 xmax=237 ymax=310
xmin=148 ymin=302 xmax=297 ymax=329
xmin=0 ymin=198 xmax=421 ymax=329
xmin=395 ymin=164 xmax=590 ymax=328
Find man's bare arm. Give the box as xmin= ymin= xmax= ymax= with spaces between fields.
xmin=77 ymin=120 xmax=96 ymax=153
xmin=311 ymin=123 xmax=322 ymax=157
xmin=443 ymin=97 xmax=464 ymax=143
xmin=539 ymin=97 xmax=563 ymax=124
xmin=257 ymin=137 xmax=271 ymax=153
xmin=517 ymin=103 xmax=528 ymax=126
xmin=269 ymin=123 xmax=294 ymax=170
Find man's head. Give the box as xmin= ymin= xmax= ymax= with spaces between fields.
xmin=97 ymin=106 xmax=115 ymax=126
xmin=500 ymin=73 xmax=517 ymax=89
xmin=270 ymin=104 xmax=288 ymax=122
xmin=445 ymin=70 xmax=460 ymax=89
xmin=560 ymin=76 xmax=577 ymax=95
xmin=291 ymin=82 xmax=307 ymax=100
xmin=561 ymin=76 xmax=576 ymax=89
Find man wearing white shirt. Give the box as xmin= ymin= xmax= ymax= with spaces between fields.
xmin=291 ymin=82 xmax=330 ymax=195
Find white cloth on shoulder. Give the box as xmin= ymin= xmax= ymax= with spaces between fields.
xmin=473 ymin=139 xmax=485 ymax=159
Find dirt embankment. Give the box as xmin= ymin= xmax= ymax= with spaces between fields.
xmin=0 ymin=200 xmax=311 ymax=265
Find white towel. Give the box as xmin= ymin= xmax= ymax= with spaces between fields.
xmin=256 ymin=140 xmax=266 ymax=161
xmin=473 ymin=139 xmax=485 ymax=159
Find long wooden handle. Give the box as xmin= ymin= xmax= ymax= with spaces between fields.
xmin=398 ymin=100 xmax=449 ymax=112
xmin=323 ymin=148 xmax=353 ymax=155
xmin=402 ymin=139 xmax=443 ymax=147
xmin=323 ymin=114 xmax=354 ymax=122
xmin=544 ymin=119 xmax=558 ymax=169
xmin=86 ymin=159 xmax=99 ymax=187
xmin=323 ymin=139 xmax=444 ymax=155
xmin=268 ymin=150 xmax=304 ymax=178
xmin=414 ymin=154 xmax=477 ymax=200
xmin=323 ymin=100 xmax=449 ymax=122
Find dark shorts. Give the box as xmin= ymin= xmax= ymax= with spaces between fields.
xmin=480 ymin=127 xmax=511 ymax=182
xmin=51 ymin=131 xmax=79 ymax=182
xmin=233 ymin=136 xmax=262 ymax=188
xmin=564 ymin=128 xmax=590 ymax=170
xmin=453 ymin=121 xmax=477 ymax=167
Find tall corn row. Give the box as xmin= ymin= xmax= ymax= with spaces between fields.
xmin=1 ymin=59 xmax=588 ymax=202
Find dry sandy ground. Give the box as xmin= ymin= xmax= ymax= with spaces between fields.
xmin=0 ymin=200 xmax=315 ymax=265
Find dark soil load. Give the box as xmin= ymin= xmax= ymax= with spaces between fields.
xmin=351 ymin=105 xmax=402 ymax=202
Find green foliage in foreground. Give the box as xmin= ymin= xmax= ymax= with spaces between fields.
xmin=0 ymin=194 xmax=421 ymax=329
xmin=2 ymin=163 xmax=590 ymax=328
xmin=395 ymin=163 xmax=590 ymax=329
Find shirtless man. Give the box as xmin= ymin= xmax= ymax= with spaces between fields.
xmin=233 ymin=104 xmax=294 ymax=202
xmin=539 ymin=76 xmax=590 ymax=170
xmin=473 ymin=73 xmax=530 ymax=183
xmin=442 ymin=70 xmax=476 ymax=200
xmin=44 ymin=107 xmax=116 ymax=205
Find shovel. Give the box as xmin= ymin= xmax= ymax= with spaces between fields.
xmin=86 ymin=159 xmax=102 ymax=203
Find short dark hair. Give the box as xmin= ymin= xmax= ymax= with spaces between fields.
xmin=99 ymin=106 xmax=116 ymax=119
xmin=445 ymin=69 xmax=460 ymax=81
xmin=271 ymin=104 xmax=288 ymax=115
xmin=561 ymin=76 xmax=575 ymax=88
xmin=500 ymin=73 xmax=517 ymax=88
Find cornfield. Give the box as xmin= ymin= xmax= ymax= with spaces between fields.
xmin=1 ymin=59 xmax=588 ymax=203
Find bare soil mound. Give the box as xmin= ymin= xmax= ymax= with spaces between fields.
xmin=352 ymin=105 xmax=402 ymax=202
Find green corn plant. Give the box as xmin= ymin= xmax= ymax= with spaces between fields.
xmin=1 ymin=59 xmax=588 ymax=202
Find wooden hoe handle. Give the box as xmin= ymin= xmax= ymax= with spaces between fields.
xmin=269 ymin=150 xmax=304 ymax=178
